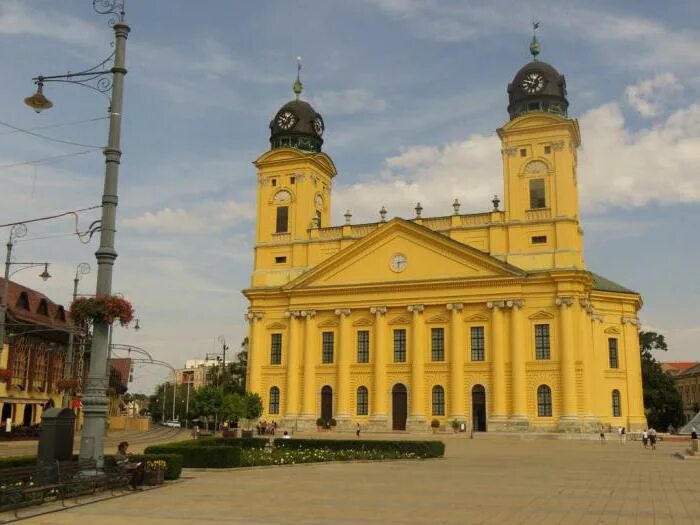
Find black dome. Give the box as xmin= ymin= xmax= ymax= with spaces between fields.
xmin=270 ymin=98 xmax=324 ymax=153
xmin=507 ymin=60 xmax=568 ymax=120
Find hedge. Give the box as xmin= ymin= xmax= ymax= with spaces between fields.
xmin=0 ymin=455 xmax=36 ymax=469
xmin=196 ymin=437 xmax=268 ymax=449
xmin=273 ymin=439 xmax=445 ymax=458
xmin=143 ymin=445 xmax=241 ymax=468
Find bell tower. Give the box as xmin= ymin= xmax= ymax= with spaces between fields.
xmin=498 ymin=31 xmax=584 ymax=269
xmin=252 ymin=60 xmax=336 ymax=286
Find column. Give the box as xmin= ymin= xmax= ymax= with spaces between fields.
xmin=335 ymin=308 xmax=352 ymax=428
xmin=245 ymin=311 xmax=264 ymax=397
xmin=407 ymin=304 xmax=426 ymax=431
xmin=447 ymin=303 xmax=466 ymax=422
xmin=590 ymin=313 xmax=605 ymax=417
xmin=300 ymin=310 xmax=317 ymax=429
xmin=556 ymin=296 xmax=579 ymax=429
xmin=509 ymin=300 xmax=528 ymax=427
xmin=369 ymin=306 xmax=388 ymax=430
xmin=579 ymin=300 xmax=598 ymax=430
xmin=487 ymin=301 xmax=507 ymax=428
xmin=622 ymin=316 xmax=647 ymax=431
xmin=284 ymin=310 xmax=302 ymax=421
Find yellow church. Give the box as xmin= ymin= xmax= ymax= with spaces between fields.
xmin=243 ymin=38 xmax=646 ymax=433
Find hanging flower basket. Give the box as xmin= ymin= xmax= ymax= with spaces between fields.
xmin=56 ymin=378 xmax=79 ymax=391
xmin=69 ymin=295 xmax=135 ymax=327
xmin=0 ymin=369 xmax=12 ymax=383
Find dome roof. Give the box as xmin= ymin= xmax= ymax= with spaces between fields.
xmin=269 ymin=67 xmax=324 ymax=153
xmin=507 ymin=37 xmax=569 ymax=120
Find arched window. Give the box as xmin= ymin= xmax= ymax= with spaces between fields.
xmin=15 ymin=292 xmax=30 ymax=310
xmin=37 ymin=299 xmax=49 ymax=316
xmin=432 ymin=385 xmax=445 ymax=416
xmin=537 ymin=385 xmax=552 ymax=417
xmin=356 ymin=386 xmax=368 ymax=415
xmin=269 ymin=387 xmax=280 ymax=415
xmin=529 ymin=178 xmax=546 ymax=209
xmin=612 ymin=389 xmax=621 ymax=417
xmin=55 ymin=305 xmax=66 ymax=322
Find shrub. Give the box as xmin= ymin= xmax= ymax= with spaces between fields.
xmin=451 ymin=420 xmax=460 ymax=430
xmin=316 ymin=418 xmax=324 ymax=427
xmin=240 ymin=447 xmax=425 ymax=466
xmin=144 ymin=445 xmax=241 ymax=468
xmin=195 ymin=437 xmax=267 ymax=449
xmin=330 ymin=418 xmax=337 ymax=427
xmin=430 ymin=419 xmax=440 ymax=429
xmin=273 ymin=439 xmax=445 ymax=458
xmin=0 ymin=455 xmax=35 ymax=468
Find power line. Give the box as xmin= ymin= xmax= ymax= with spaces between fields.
xmin=0 ymin=119 xmax=104 ymax=149
xmin=0 ymin=205 xmax=101 ymax=229
xmin=0 ymin=116 xmax=108 ymax=136
xmin=0 ymin=149 xmax=97 ymax=170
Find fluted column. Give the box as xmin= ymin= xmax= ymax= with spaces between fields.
xmin=579 ymin=299 xmax=599 ymax=430
xmin=369 ymin=306 xmax=389 ymax=430
xmin=407 ymin=304 xmax=426 ymax=431
xmin=509 ymin=300 xmax=528 ymax=427
xmin=284 ymin=310 xmax=302 ymax=420
xmin=556 ymin=296 xmax=578 ymax=429
xmin=335 ymin=308 xmax=352 ymax=427
xmin=244 ymin=311 xmax=264 ymax=397
xmin=300 ymin=310 xmax=317 ymax=429
xmin=447 ymin=303 xmax=465 ymax=422
xmin=622 ymin=316 xmax=647 ymax=431
xmin=487 ymin=301 xmax=507 ymax=428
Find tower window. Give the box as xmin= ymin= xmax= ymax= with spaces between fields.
xmin=528 ymin=102 xmax=541 ymax=111
xmin=274 ymin=256 xmax=287 ymax=264
xmin=531 ymin=235 xmax=547 ymax=244
xmin=520 ymin=148 xmax=527 ymax=157
xmin=276 ymin=206 xmax=289 ymax=233
xmin=529 ymin=179 xmax=546 ymax=209
xmin=290 ymin=176 xmax=295 ymax=184
xmin=271 ymin=178 xmax=277 ymax=187
xmin=544 ymin=145 xmax=552 ymax=154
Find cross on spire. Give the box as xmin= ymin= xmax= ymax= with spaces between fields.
xmin=293 ymin=56 xmax=303 ymax=99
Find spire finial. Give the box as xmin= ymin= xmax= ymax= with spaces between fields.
xmin=530 ymin=20 xmax=541 ymax=60
xmin=293 ymin=56 xmax=303 ymax=99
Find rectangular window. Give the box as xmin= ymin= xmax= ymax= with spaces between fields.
xmin=520 ymin=148 xmax=527 ymax=157
xmin=431 ymin=328 xmax=445 ymax=361
xmin=357 ymin=330 xmax=369 ymax=363
xmin=316 ymin=210 xmax=322 ymax=229
xmin=274 ymin=256 xmax=287 ymax=264
xmin=535 ymin=324 xmax=550 ymax=360
xmin=290 ymin=176 xmax=295 ymax=184
xmin=529 ymin=179 xmax=546 ymax=209
xmin=531 ymin=235 xmax=547 ymax=244
xmin=270 ymin=333 xmax=282 ymax=365
xmin=608 ymin=338 xmax=619 ymax=369
xmin=276 ymin=206 xmax=289 ymax=233
xmin=544 ymin=145 xmax=552 ymax=154
xmin=393 ymin=329 xmax=406 ymax=363
xmin=322 ymin=332 xmax=334 ymax=364
xmin=470 ymin=326 xmax=485 ymax=361
xmin=271 ymin=178 xmax=277 ymax=187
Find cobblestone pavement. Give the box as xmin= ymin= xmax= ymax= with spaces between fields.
xmin=18 ymin=436 xmax=700 ymax=525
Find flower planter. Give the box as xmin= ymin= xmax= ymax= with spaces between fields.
xmin=144 ymin=470 xmax=165 ymax=486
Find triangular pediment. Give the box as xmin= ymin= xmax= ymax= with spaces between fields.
xmin=352 ymin=317 xmax=373 ymax=327
xmin=604 ymin=326 xmax=621 ymax=335
xmin=466 ymin=313 xmax=489 ymax=322
xmin=528 ymin=310 xmax=555 ymax=320
xmin=388 ymin=315 xmax=410 ymax=325
xmin=426 ymin=314 xmax=448 ymax=324
xmin=267 ymin=322 xmax=286 ymax=330
xmin=318 ymin=317 xmax=338 ymax=328
xmin=284 ymin=219 xmax=525 ymax=291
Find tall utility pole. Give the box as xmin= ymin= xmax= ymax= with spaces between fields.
xmin=62 ymin=263 xmax=90 ymax=408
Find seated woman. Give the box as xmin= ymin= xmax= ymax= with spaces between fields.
xmin=114 ymin=441 xmax=144 ymax=490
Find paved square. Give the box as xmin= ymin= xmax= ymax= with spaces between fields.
xmin=18 ymin=436 xmax=700 ymax=524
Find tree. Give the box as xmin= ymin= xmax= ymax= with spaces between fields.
xmin=205 ymin=337 xmax=249 ymax=394
xmin=640 ymin=330 xmax=684 ymax=430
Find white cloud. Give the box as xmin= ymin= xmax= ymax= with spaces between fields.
xmin=122 ymin=208 xmax=217 ymax=234
xmin=334 ymin=98 xmax=700 ymax=222
xmin=625 ymin=73 xmax=681 ymax=117
xmin=0 ymin=1 xmax=100 ymax=45
xmin=311 ymin=89 xmax=388 ymax=116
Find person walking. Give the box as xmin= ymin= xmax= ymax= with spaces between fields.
xmin=599 ymin=426 xmax=606 ymax=444
xmin=642 ymin=429 xmax=649 ymax=449
xmin=648 ymin=427 xmax=657 ymax=451
xmin=356 ymin=423 xmax=361 ymax=438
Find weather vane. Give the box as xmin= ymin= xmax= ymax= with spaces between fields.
xmin=530 ymin=19 xmax=541 ymax=59
xmin=293 ymin=56 xmax=303 ymax=99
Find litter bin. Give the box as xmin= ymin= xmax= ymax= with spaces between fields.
xmin=37 ymin=408 xmax=76 ymax=483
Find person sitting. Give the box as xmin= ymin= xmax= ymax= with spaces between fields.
xmin=115 ymin=441 xmax=144 ymax=490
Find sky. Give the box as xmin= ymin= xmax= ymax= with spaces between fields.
xmin=0 ymin=0 xmax=699 ymax=394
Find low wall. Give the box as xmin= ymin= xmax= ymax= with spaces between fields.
xmin=109 ymin=416 xmax=150 ymax=432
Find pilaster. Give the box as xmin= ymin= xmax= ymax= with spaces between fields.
xmin=556 ymin=296 xmax=579 ymax=431
xmin=579 ymin=299 xmax=600 ymax=432
xmin=335 ymin=308 xmax=352 ymax=429
xmin=298 ymin=310 xmax=318 ymax=431
xmin=447 ymin=303 xmax=466 ymax=424
xmin=284 ymin=310 xmax=302 ymax=420
xmin=487 ymin=301 xmax=508 ymax=430
xmin=622 ymin=316 xmax=647 ymax=432
xmin=244 ymin=310 xmax=264 ymax=398
xmin=508 ymin=299 xmax=529 ymax=429
xmin=368 ymin=306 xmax=390 ymax=432
xmin=406 ymin=304 xmax=427 ymax=431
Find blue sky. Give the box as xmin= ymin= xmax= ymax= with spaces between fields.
xmin=1 ymin=1 xmax=699 ymax=393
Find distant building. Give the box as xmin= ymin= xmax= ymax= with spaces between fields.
xmin=662 ymin=362 xmax=700 ymax=423
xmin=174 ymin=358 xmax=218 ymax=390
xmin=0 ymin=278 xmax=82 ymax=427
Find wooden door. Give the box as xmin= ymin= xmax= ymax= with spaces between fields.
xmin=321 ymin=386 xmax=333 ymax=423
xmin=392 ymin=384 xmax=407 ymax=430
xmin=472 ymin=385 xmax=486 ymax=431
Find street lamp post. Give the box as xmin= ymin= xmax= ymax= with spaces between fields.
xmin=0 ymin=224 xmax=52 ymax=354
xmin=62 ymin=263 xmax=90 ymax=408
xmin=25 ymin=0 xmax=130 ymax=468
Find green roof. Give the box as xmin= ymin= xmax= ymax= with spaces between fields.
xmin=590 ymin=272 xmax=637 ymax=294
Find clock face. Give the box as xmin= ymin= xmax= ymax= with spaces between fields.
xmin=521 ymin=72 xmax=545 ymax=94
xmin=276 ymin=111 xmax=296 ymax=130
xmin=390 ymin=254 xmax=407 ymax=273
xmin=313 ymin=117 xmax=324 ymax=136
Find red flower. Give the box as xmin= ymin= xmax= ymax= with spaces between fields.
xmin=69 ymin=296 xmax=135 ymax=327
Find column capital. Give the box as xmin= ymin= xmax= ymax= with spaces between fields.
xmin=505 ymin=299 xmax=525 ymax=309
xmin=579 ymin=297 xmax=590 ymax=308
xmin=370 ymin=306 xmax=387 ymax=315
xmin=301 ymin=309 xmax=316 ymax=319
xmin=621 ymin=316 xmax=639 ymax=326
xmin=244 ymin=310 xmax=264 ymax=321
xmin=486 ymin=300 xmax=506 ymax=309
xmin=334 ymin=308 xmax=351 ymax=317
xmin=591 ymin=313 xmax=605 ymax=323
xmin=446 ymin=303 xmax=464 ymax=311
xmin=407 ymin=304 xmax=424 ymax=313
xmin=284 ymin=310 xmax=303 ymax=319
xmin=555 ymin=296 xmax=575 ymax=307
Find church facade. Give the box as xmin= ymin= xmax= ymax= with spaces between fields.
xmin=243 ymin=41 xmax=646 ymax=433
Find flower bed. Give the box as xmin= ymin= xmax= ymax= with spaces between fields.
xmin=240 ymin=447 xmax=423 ymax=466
xmin=273 ymin=438 xmax=445 ymax=458
xmin=143 ymin=445 xmax=241 ymax=468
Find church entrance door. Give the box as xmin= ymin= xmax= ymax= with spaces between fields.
xmin=320 ymin=386 xmax=333 ymax=423
xmin=392 ymin=383 xmax=407 ymax=430
xmin=472 ymin=385 xmax=487 ymax=432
